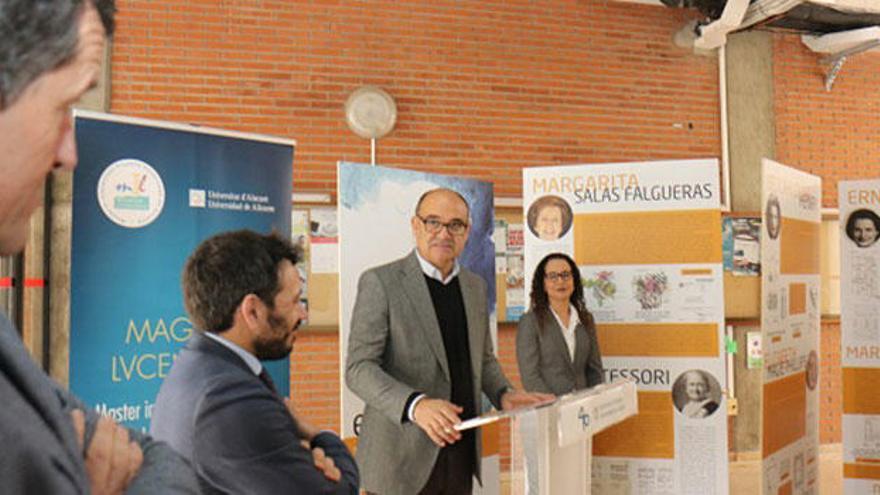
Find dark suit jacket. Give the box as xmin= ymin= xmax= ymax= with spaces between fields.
xmin=0 ymin=314 xmax=198 ymax=494
xmin=345 ymin=251 xmax=511 ymax=495
xmin=151 ymin=332 xmax=358 ymax=494
xmin=516 ymin=309 xmax=604 ymax=396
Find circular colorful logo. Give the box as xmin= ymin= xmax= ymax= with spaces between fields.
xmin=97 ymin=159 xmax=165 ymax=228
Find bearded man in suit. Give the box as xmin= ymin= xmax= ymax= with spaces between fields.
xmin=151 ymin=230 xmax=359 ymax=494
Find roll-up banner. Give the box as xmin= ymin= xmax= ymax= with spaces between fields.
xmin=523 ymin=159 xmax=728 ymax=494
xmin=760 ymin=159 xmax=821 ymax=494
xmin=337 ymin=162 xmax=499 ymax=493
xmin=839 ymin=180 xmax=880 ymax=494
xmin=70 ymin=111 xmax=294 ymax=431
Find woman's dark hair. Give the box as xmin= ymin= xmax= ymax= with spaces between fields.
xmin=529 ymin=252 xmax=594 ymax=332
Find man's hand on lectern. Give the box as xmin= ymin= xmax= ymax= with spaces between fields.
xmin=413 ymin=398 xmax=463 ymax=447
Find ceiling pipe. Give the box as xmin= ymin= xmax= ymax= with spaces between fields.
xmin=719 ymin=44 xmax=731 ymax=212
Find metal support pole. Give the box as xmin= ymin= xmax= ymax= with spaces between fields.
xmin=820 ymin=39 xmax=880 ymax=92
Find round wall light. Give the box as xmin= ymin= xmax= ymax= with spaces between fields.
xmin=344 ymin=85 xmax=397 ymax=140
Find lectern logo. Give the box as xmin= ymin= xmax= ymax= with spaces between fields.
xmin=97 ymin=159 xmax=165 ymax=228
xmin=578 ymin=406 xmax=591 ymax=430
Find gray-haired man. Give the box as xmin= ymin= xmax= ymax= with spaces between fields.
xmin=0 ymin=1 xmax=197 ymax=493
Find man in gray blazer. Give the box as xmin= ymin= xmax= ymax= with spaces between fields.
xmin=346 ymin=188 xmax=552 ymax=495
xmin=151 ymin=230 xmax=359 ymax=494
xmin=0 ymin=1 xmax=198 ymax=493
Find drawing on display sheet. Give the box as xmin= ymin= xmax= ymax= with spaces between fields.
xmin=585 ymin=270 xmax=616 ymax=307
xmin=633 ymin=272 xmax=669 ymax=310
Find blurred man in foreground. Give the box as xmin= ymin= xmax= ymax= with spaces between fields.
xmin=0 ymin=1 xmax=197 ymax=493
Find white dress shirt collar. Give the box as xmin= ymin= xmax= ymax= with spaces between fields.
xmin=550 ymin=304 xmax=578 ymax=362
xmin=415 ymin=249 xmax=460 ymax=285
xmin=204 ymin=331 xmax=263 ymax=375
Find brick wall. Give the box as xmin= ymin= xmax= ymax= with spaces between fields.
xmin=774 ymin=35 xmax=880 ymax=209
xmin=111 ymin=0 xmax=718 ymax=198
xmin=289 ymin=331 xmax=341 ymax=430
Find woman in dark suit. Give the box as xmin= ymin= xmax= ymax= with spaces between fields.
xmin=516 ymin=253 xmax=604 ymax=395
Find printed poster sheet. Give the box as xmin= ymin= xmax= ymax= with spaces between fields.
xmin=523 ymin=159 xmax=728 ymax=495
xmin=761 ymin=159 xmax=821 ymax=495
xmin=309 ymin=207 xmax=339 ymax=274
xmin=506 ymin=223 xmax=526 ymax=321
xmin=337 ymin=162 xmax=498 ymax=493
xmin=70 ymin=111 xmax=294 ymax=431
xmin=839 ymin=180 xmax=880 ymax=494
xmin=291 ymin=209 xmax=310 ymax=316
xmin=722 ymin=217 xmax=761 ymax=276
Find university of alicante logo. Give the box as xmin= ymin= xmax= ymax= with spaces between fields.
xmin=97 ymin=159 xmax=165 ymax=228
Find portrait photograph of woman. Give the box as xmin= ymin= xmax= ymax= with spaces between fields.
xmin=526 ymin=196 xmax=574 ymax=242
xmin=845 ymin=208 xmax=880 ymax=248
xmin=672 ymin=369 xmax=722 ymax=419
